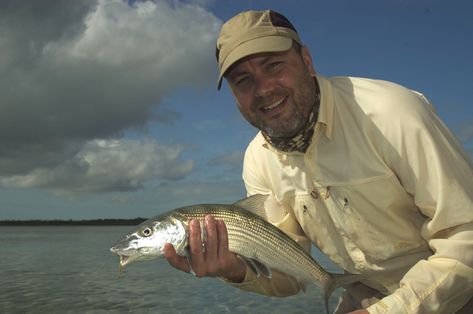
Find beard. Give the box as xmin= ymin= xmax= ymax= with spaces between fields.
xmin=259 ymin=99 xmax=310 ymax=138
xmin=249 ymin=74 xmax=317 ymax=139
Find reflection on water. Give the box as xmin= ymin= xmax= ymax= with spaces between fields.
xmin=0 ymin=226 xmax=342 ymax=313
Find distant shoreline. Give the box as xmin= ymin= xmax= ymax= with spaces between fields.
xmin=0 ymin=218 xmax=147 ymax=226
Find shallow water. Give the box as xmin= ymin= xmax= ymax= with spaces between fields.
xmin=0 ymin=226 xmax=342 ymax=313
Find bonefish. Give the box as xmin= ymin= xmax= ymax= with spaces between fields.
xmin=110 ymin=194 xmax=361 ymax=313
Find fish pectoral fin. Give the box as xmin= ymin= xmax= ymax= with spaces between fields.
xmin=297 ymin=279 xmax=308 ymax=294
xmin=321 ymin=273 xmax=362 ymax=314
xmin=254 ymin=260 xmax=272 ymax=279
xmin=244 ymin=258 xmax=272 ymax=279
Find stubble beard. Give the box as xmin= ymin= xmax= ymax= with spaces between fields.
xmin=254 ymin=76 xmax=317 ymax=139
xmin=259 ymin=100 xmax=306 ymax=138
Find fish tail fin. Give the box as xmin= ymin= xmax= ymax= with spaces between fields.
xmin=323 ymin=273 xmax=362 ymax=314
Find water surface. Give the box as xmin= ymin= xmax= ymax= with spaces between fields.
xmin=0 ymin=226 xmax=342 ymax=313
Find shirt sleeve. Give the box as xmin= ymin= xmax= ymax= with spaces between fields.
xmin=221 ymin=143 xmax=312 ymax=297
xmin=367 ymin=90 xmax=473 ymax=313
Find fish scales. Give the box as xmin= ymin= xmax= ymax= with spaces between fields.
xmin=175 ymin=204 xmax=333 ymax=288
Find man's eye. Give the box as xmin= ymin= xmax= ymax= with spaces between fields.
xmin=235 ymin=76 xmax=250 ymax=86
xmin=268 ymin=61 xmax=282 ymax=71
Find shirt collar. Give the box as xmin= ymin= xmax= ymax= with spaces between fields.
xmin=315 ymin=75 xmax=334 ymax=140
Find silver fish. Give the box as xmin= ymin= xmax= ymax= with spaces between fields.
xmin=110 ymin=194 xmax=361 ymax=313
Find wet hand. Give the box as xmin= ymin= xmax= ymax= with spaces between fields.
xmin=164 ymin=215 xmax=246 ymax=282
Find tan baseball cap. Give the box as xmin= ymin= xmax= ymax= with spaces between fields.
xmin=216 ymin=10 xmax=301 ymax=89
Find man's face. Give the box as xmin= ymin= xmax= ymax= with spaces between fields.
xmin=225 ymin=46 xmax=317 ymax=138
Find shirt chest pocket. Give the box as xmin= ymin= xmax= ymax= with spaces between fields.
xmin=292 ymin=192 xmax=354 ymax=269
xmin=326 ymin=175 xmax=425 ymax=261
xmin=309 ymin=174 xmax=426 ymax=262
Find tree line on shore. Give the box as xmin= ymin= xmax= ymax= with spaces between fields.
xmin=0 ymin=218 xmax=147 ymax=226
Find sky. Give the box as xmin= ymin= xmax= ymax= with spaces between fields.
xmin=1 ymin=0 xmax=472 ymax=220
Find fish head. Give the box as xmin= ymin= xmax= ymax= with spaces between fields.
xmin=110 ymin=213 xmax=188 ymax=271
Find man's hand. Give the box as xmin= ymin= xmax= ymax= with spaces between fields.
xmin=348 ymin=310 xmax=369 ymax=314
xmin=163 ymin=215 xmax=247 ymax=282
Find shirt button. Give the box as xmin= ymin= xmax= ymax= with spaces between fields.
xmin=323 ymin=186 xmax=331 ymax=199
xmin=335 ymin=225 xmax=345 ymax=235
xmin=310 ymin=190 xmax=319 ymax=199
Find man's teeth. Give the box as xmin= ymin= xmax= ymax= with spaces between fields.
xmin=263 ymin=98 xmax=285 ymax=111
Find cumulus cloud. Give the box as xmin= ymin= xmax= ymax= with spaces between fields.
xmin=0 ymin=0 xmax=221 ymax=192
xmin=0 ymin=138 xmax=194 ymax=194
xmin=208 ymin=150 xmax=244 ymax=168
xmin=151 ymin=179 xmax=247 ymax=209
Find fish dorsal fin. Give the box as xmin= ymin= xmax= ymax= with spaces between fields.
xmin=233 ymin=194 xmax=269 ymax=219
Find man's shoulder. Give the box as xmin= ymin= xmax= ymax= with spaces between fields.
xmin=246 ymin=132 xmax=267 ymax=155
xmin=244 ymin=132 xmax=283 ymax=163
xmin=327 ymin=75 xmax=434 ymax=121
xmin=329 ymin=76 xmax=420 ymax=99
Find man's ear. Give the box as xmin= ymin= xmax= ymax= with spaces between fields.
xmin=301 ymin=46 xmax=316 ymax=76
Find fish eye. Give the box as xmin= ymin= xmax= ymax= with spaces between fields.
xmin=140 ymin=227 xmax=153 ymax=237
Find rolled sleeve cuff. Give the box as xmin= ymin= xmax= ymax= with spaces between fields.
xmin=367 ymin=294 xmax=408 ymax=314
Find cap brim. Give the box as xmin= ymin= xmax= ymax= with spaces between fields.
xmin=217 ymin=36 xmax=293 ymax=89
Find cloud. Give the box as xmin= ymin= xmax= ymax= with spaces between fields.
xmin=0 ymin=138 xmax=194 ymax=194
xmin=208 ymin=150 xmax=244 ymax=168
xmin=193 ymin=119 xmax=225 ymax=131
xmin=0 ymin=0 xmax=221 ymax=192
xmin=151 ymin=179 xmax=247 ymax=209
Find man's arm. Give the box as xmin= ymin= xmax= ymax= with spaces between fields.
xmin=367 ymin=90 xmax=473 ymax=313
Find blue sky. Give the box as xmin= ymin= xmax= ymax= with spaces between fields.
xmin=1 ymin=0 xmax=472 ymax=219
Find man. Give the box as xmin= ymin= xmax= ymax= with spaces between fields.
xmin=164 ymin=10 xmax=473 ymax=313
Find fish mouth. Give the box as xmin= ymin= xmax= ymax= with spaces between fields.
xmin=110 ymin=247 xmax=138 ymax=272
xmin=118 ymin=255 xmax=132 ymax=272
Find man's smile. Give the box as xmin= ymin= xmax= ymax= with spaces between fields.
xmin=260 ymin=96 xmax=288 ymax=113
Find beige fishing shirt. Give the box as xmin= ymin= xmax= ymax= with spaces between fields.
xmin=232 ymin=75 xmax=473 ymax=313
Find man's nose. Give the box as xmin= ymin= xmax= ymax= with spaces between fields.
xmin=254 ymin=75 xmax=277 ymax=98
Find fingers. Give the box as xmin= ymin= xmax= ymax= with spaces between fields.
xmin=164 ymin=215 xmax=238 ymax=278
xmin=204 ymin=215 xmax=218 ymax=262
xmin=163 ymin=243 xmax=189 ymax=273
xmin=188 ymin=219 xmax=204 ymax=267
xmin=189 ymin=216 xmax=219 ymax=277
xmin=217 ymin=219 xmax=229 ymax=257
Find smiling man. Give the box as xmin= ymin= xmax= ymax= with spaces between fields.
xmin=225 ymin=46 xmax=317 ymax=142
xmin=165 ymin=10 xmax=473 ymax=314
